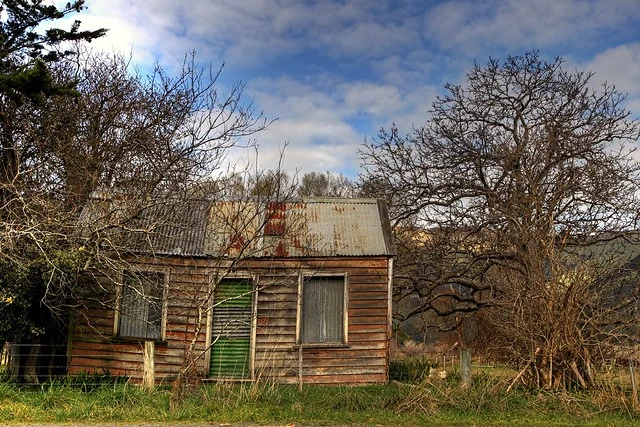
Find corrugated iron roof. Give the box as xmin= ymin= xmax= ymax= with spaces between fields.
xmin=84 ymin=197 xmax=395 ymax=258
xmin=302 ymin=198 xmax=394 ymax=257
xmin=124 ymin=199 xmax=211 ymax=257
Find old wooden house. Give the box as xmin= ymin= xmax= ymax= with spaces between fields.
xmin=68 ymin=197 xmax=395 ymax=385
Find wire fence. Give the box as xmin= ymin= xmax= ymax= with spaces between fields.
xmin=0 ymin=342 xmax=70 ymax=385
xmin=1 ymin=341 xmax=639 ymax=391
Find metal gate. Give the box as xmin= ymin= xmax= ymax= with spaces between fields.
xmin=209 ymin=278 xmax=253 ymax=379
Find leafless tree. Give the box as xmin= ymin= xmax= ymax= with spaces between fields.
xmin=246 ymin=169 xmax=291 ymax=197
xmin=297 ymin=171 xmax=355 ymax=198
xmin=75 ymin=154 xmax=304 ymax=399
xmin=0 ymin=45 xmax=275 ymax=383
xmin=360 ymin=51 xmax=640 ymax=388
xmin=46 ymin=51 xmax=307 ymax=395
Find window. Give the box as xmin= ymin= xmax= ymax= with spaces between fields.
xmin=299 ymin=275 xmax=347 ymax=345
xmin=118 ymin=270 xmax=165 ymax=340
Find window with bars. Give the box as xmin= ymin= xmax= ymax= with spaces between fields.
xmin=118 ymin=270 xmax=165 ymax=340
xmin=299 ymin=275 xmax=347 ymax=345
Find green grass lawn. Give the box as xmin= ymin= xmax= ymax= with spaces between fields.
xmin=0 ymin=375 xmax=638 ymax=426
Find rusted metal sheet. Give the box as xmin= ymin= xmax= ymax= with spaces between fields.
xmin=289 ymin=198 xmax=395 ymax=257
xmin=84 ymin=197 xmax=395 ymax=258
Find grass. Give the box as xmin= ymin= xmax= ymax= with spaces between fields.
xmin=0 ymin=373 xmax=638 ymax=426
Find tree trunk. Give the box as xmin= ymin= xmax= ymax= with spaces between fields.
xmin=23 ymin=344 xmax=41 ymax=384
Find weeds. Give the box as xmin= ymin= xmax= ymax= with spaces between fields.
xmin=0 ymin=372 xmax=638 ymax=426
xmin=392 ymin=369 xmax=639 ymax=426
xmin=389 ymin=356 xmax=433 ymax=382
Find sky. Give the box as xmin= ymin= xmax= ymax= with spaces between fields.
xmin=66 ymin=0 xmax=640 ymax=179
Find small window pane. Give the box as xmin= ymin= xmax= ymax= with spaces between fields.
xmin=119 ymin=271 xmax=164 ymax=340
xmin=301 ymin=276 xmax=344 ymax=344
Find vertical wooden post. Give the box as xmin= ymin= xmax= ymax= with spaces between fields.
xmin=298 ymin=346 xmax=303 ymax=393
xmin=8 ymin=343 xmax=20 ymax=382
xmin=630 ymin=360 xmax=638 ymax=409
xmin=143 ymin=340 xmax=155 ymax=389
xmin=460 ymin=348 xmax=472 ymax=389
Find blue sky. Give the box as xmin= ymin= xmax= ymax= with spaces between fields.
xmin=71 ymin=0 xmax=640 ymax=178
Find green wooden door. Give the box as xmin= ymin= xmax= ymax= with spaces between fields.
xmin=209 ymin=279 xmax=253 ymax=379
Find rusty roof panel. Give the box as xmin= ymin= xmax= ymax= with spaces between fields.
xmin=85 ymin=197 xmax=395 ymax=258
xmin=300 ymin=198 xmax=393 ymax=257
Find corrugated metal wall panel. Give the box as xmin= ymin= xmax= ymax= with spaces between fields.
xmin=209 ymin=339 xmax=251 ymax=378
xmin=86 ymin=197 xmax=395 ymax=258
xmin=304 ymin=201 xmax=390 ymax=257
xmin=124 ymin=199 xmax=211 ymax=256
xmin=210 ymin=279 xmax=252 ymax=379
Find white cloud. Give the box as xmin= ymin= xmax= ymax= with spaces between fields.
xmin=341 ymin=83 xmax=402 ymax=117
xmin=425 ymin=0 xmax=640 ymax=57
xmin=67 ymin=0 xmax=640 ymax=179
xmin=318 ymin=19 xmax=419 ymax=60
xmin=586 ymin=43 xmax=640 ymax=95
xmin=242 ymin=72 xmax=440 ymax=177
xmin=233 ymin=76 xmax=360 ymax=175
xmin=584 ymin=43 xmax=640 ymax=118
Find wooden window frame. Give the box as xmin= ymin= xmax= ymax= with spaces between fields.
xmin=296 ymin=272 xmax=349 ymax=348
xmin=113 ymin=267 xmax=169 ymax=342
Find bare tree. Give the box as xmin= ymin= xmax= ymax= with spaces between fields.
xmin=74 ymin=155 xmax=303 ymax=399
xmin=44 ymin=51 xmax=307 ymax=395
xmin=298 ymin=171 xmax=355 ymax=198
xmin=360 ymin=51 xmax=640 ymax=389
xmin=247 ymin=169 xmax=291 ymax=197
xmin=0 ymin=44 xmax=273 ymax=383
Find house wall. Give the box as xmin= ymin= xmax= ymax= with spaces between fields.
xmin=67 ymin=255 xmax=391 ymax=385
xmin=252 ymin=257 xmax=390 ymax=384
xmin=68 ymin=256 xmax=212 ymax=385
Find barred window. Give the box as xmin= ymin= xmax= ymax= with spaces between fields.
xmin=299 ymin=275 xmax=347 ymax=344
xmin=118 ymin=270 xmax=164 ymax=340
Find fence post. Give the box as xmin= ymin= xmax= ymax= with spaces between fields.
xmin=143 ymin=340 xmax=155 ymax=389
xmin=460 ymin=348 xmax=472 ymax=389
xmin=8 ymin=343 xmax=20 ymax=381
xmin=630 ymin=360 xmax=638 ymax=409
xmin=298 ymin=346 xmax=303 ymax=393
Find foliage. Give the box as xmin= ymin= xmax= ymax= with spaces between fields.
xmin=0 ymin=0 xmax=106 ymax=103
xmin=0 ymin=236 xmax=91 ymax=345
xmin=360 ymin=51 xmax=640 ymax=389
xmin=297 ymin=171 xmax=356 ymax=197
xmin=200 ymin=169 xmax=357 ymax=200
xmin=0 ymin=260 xmax=31 ymax=344
xmin=0 ymin=1 xmax=105 ymax=62
xmin=0 ymin=1 xmax=105 ymax=347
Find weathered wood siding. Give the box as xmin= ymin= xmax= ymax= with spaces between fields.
xmin=68 ymin=256 xmax=391 ymax=385
xmin=252 ymin=257 xmax=390 ymax=384
xmin=68 ymin=256 xmax=212 ymax=384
